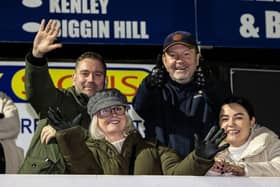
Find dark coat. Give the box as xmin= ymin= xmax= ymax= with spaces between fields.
xmin=18 ymin=52 xmax=91 ymax=174
xmin=133 ymin=76 xmax=230 ymax=157
xmin=56 ymin=126 xmax=214 ymax=175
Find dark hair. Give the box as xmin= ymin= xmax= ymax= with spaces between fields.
xmin=75 ymin=51 xmax=107 ymax=75
xmin=222 ymin=96 xmax=255 ymax=119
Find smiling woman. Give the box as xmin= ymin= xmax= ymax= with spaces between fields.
xmin=86 ymin=88 xmax=131 ymax=142
xmin=219 ymin=100 xmax=256 ymax=147
xmin=206 ymin=96 xmax=280 ymax=177
xmin=50 ymin=88 xmax=229 ymax=175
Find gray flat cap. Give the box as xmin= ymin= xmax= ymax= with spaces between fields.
xmin=87 ymin=88 xmax=129 ymax=117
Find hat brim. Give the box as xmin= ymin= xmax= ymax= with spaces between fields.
xmin=163 ymin=42 xmax=197 ymax=52
xmin=91 ymin=100 xmax=130 ymax=116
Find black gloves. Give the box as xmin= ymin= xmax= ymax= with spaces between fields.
xmin=0 ymin=113 xmax=4 ymax=119
xmin=146 ymin=54 xmax=167 ymax=88
xmin=194 ymin=126 xmax=229 ymax=160
xmin=47 ymin=107 xmax=82 ymax=130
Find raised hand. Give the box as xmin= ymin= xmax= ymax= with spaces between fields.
xmin=32 ymin=19 xmax=62 ymax=58
xmin=194 ymin=126 xmax=229 ymax=160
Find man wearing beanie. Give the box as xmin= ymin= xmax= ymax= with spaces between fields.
xmin=133 ymin=31 xmax=231 ymax=157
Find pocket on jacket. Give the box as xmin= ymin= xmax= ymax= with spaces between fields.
xmin=18 ymin=156 xmax=57 ymax=174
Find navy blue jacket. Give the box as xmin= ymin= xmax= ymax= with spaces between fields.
xmin=133 ymin=76 xmax=230 ymax=157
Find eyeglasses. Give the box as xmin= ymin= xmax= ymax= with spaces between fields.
xmin=97 ymin=105 xmax=126 ymax=118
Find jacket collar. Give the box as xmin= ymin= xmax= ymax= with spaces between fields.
xmin=167 ymin=76 xmax=196 ymax=91
xmin=66 ymin=86 xmax=89 ymax=107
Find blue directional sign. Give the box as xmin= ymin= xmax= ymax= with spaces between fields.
xmin=0 ymin=1 xmax=279 ymax=48
xmin=197 ymin=0 xmax=280 ymax=48
xmin=0 ymin=0 xmax=195 ymax=45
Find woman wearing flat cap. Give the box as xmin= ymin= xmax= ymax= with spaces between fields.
xmin=48 ymin=88 xmax=229 ymax=174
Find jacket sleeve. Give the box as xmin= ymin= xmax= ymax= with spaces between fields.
xmin=132 ymin=76 xmax=161 ymax=119
xmin=0 ymin=92 xmax=20 ymax=139
xmin=25 ymin=51 xmax=61 ymax=118
xmin=244 ymin=138 xmax=280 ymax=176
xmin=56 ymin=126 xmax=102 ymax=174
xmin=159 ymin=145 xmax=214 ymax=175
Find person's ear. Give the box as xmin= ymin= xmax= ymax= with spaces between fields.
xmin=72 ymin=73 xmax=77 ymax=86
xmin=250 ymin=117 xmax=256 ymax=127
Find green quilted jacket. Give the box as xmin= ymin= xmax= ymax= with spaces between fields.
xmin=18 ymin=53 xmax=90 ymax=174
xmin=56 ymin=126 xmax=214 ymax=175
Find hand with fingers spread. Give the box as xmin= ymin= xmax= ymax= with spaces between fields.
xmin=32 ymin=19 xmax=62 ymax=58
xmin=194 ymin=126 xmax=229 ymax=160
xmin=47 ymin=106 xmax=82 ymax=131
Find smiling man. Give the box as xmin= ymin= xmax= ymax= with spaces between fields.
xmin=133 ymin=31 xmax=231 ymax=157
xmin=19 ymin=19 xmax=107 ymax=174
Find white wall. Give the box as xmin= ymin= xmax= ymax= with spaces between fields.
xmin=1 ymin=175 xmax=280 ymax=187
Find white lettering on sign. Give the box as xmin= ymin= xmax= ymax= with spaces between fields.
xmin=49 ymin=0 xmax=108 ymax=14
xmin=114 ymin=21 xmax=149 ymax=39
xmin=240 ymin=13 xmax=260 ymax=38
xmin=23 ymin=0 xmax=151 ymax=40
xmin=265 ymin=10 xmax=280 ymax=38
xmin=239 ymin=11 xmax=280 ymax=40
xmin=56 ymin=19 xmax=110 ymax=38
xmin=53 ymin=19 xmax=149 ymax=39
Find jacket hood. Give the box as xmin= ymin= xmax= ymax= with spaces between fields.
xmin=241 ymin=126 xmax=279 ymax=157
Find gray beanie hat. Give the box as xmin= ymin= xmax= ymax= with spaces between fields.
xmin=87 ymin=88 xmax=129 ymax=117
